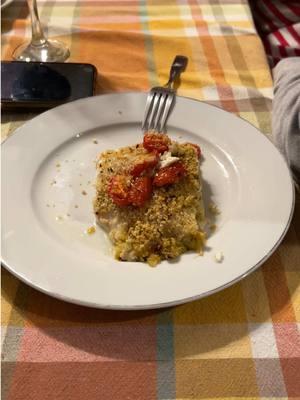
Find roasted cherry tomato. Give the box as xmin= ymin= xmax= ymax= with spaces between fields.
xmin=107 ymin=175 xmax=130 ymax=206
xmin=187 ymin=143 xmax=201 ymax=158
xmin=153 ymin=162 xmax=187 ymax=187
xmin=128 ymin=176 xmax=152 ymax=206
xmin=131 ymin=152 xmax=159 ymax=177
xmin=143 ymin=133 xmax=170 ymax=154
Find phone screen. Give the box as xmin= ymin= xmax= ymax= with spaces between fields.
xmin=1 ymin=61 xmax=96 ymax=108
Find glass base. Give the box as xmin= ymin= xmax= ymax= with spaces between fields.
xmin=12 ymin=39 xmax=70 ymax=62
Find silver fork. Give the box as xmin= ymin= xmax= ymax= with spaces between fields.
xmin=142 ymin=55 xmax=188 ymax=133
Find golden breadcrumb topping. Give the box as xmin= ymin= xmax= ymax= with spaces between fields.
xmin=93 ymin=140 xmax=206 ymax=266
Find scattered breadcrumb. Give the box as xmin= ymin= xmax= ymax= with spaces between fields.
xmin=50 ymin=179 xmax=56 ymax=186
xmin=209 ymin=223 xmax=217 ymax=232
xmin=209 ymin=202 xmax=220 ymax=215
xmin=147 ymin=254 xmax=160 ymax=267
xmin=93 ymin=139 xmax=98 ymax=144
xmin=67 ymin=213 xmax=71 ymax=217
xmin=214 ymin=252 xmax=224 ymax=263
xmin=82 ymin=190 xmax=87 ymax=196
xmin=56 ymin=163 xmax=61 ymax=168
xmin=74 ymin=205 xmax=78 ymax=208
xmin=87 ymin=181 xmax=91 ymax=185
xmin=86 ymin=226 xmax=96 ymax=234
xmin=52 ymin=204 xmax=56 ymax=208
xmin=46 ymin=204 xmax=50 ymax=208
xmin=55 ymin=215 xmax=63 ymax=221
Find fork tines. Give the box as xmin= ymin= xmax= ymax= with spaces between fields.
xmin=142 ymin=87 xmax=175 ymax=133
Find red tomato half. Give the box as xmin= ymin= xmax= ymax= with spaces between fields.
xmin=128 ymin=176 xmax=152 ymax=206
xmin=153 ymin=162 xmax=187 ymax=187
xmin=107 ymin=175 xmax=131 ymax=207
xmin=143 ymin=133 xmax=170 ymax=154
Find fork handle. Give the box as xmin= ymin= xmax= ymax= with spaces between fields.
xmin=166 ymin=55 xmax=188 ymax=87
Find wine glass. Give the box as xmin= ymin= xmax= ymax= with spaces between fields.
xmin=12 ymin=0 xmax=70 ymax=62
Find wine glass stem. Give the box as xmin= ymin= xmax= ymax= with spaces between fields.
xmin=27 ymin=0 xmax=47 ymax=46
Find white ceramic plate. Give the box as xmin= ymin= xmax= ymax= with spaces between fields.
xmin=2 ymin=93 xmax=294 ymax=309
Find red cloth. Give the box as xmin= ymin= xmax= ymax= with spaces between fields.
xmin=250 ymin=0 xmax=300 ymax=67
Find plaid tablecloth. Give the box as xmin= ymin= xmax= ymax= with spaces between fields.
xmin=1 ymin=0 xmax=300 ymax=398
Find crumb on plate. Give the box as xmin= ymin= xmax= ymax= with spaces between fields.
xmin=209 ymin=202 xmax=220 ymax=215
xmin=86 ymin=226 xmax=96 ymax=234
xmin=209 ymin=223 xmax=217 ymax=232
xmin=214 ymin=251 xmax=224 ymax=263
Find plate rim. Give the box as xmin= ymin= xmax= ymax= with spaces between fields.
xmin=1 ymin=209 xmax=295 ymax=309
xmin=2 ymin=92 xmax=296 ymax=310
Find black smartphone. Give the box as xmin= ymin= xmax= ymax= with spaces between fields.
xmin=1 ymin=61 xmax=97 ymax=110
